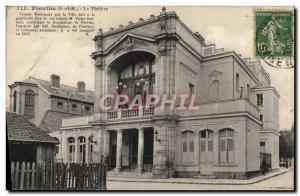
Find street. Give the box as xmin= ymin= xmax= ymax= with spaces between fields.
xmin=107 ymin=169 xmax=294 ymax=190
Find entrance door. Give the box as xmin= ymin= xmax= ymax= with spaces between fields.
xmin=199 ymin=130 xmax=214 ymax=175
xmin=143 ymin=128 xmax=154 ymax=172
xmin=122 ymin=130 xmax=138 ymax=171
xmin=108 ymin=131 xmax=117 ymax=170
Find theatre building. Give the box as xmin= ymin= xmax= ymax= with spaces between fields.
xmin=54 ymin=7 xmax=280 ymax=179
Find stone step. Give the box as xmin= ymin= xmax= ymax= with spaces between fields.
xmin=107 ymin=171 xmax=152 ymax=179
xmin=193 ymin=174 xmax=217 ymax=179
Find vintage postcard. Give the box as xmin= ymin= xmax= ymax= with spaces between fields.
xmin=6 ymin=6 xmax=295 ymax=191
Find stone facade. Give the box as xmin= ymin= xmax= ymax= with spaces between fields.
xmin=55 ymin=7 xmax=280 ymax=179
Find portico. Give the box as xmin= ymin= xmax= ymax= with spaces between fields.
xmin=107 ymin=127 xmax=154 ymax=174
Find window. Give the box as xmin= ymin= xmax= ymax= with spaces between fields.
xmin=257 ymin=94 xmax=263 ymax=106
xmin=57 ymin=101 xmax=63 ymax=108
xmin=219 ymin=128 xmax=234 ymax=163
xmin=13 ymin=91 xmax=17 ymax=112
xmin=85 ymin=106 xmax=90 ymax=114
xmin=189 ymin=83 xmax=195 ymax=95
xmin=72 ymin=104 xmax=78 ymax=110
xmin=68 ymin=137 xmax=75 ymax=162
xmin=79 ymin=137 xmax=86 ymax=163
xmin=200 ymin=129 xmax=214 ymax=163
xmin=236 ymin=73 xmax=240 ymax=91
xmin=210 ymin=80 xmax=221 ymax=101
xmin=24 ymin=90 xmax=35 ymax=116
xmin=181 ymin=130 xmax=194 ymax=163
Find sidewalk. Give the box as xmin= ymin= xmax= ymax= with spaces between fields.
xmin=107 ymin=168 xmax=291 ymax=185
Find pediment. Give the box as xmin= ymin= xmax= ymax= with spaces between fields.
xmin=105 ymin=32 xmax=156 ymax=55
xmin=209 ymin=70 xmax=223 ymax=77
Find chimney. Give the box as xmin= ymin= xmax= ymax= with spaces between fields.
xmin=77 ymin=81 xmax=85 ymax=94
xmin=50 ymin=74 xmax=60 ymax=88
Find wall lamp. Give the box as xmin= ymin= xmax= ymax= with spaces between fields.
xmin=89 ymin=134 xmax=97 ymax=145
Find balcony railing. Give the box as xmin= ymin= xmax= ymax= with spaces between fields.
xmin=107 ymin=106 xmax=155 ymax=120
xmin=61 ymin=99 xmax=260 ymax=127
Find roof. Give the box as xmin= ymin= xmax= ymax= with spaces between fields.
xmin=22 ymin=77 xmax=94 ymax=103
xmin=6 ymin=112 xmax=59 ymax=144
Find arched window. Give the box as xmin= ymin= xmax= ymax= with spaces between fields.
xmin=24 ymin=90 xmax=35 ymax=116
xmin=68 ymin=137 xmax=75 ymax=162
xmin=219 ymin=128 xmax=234 ymax=163
xmin=210 ymin=80 xmax=221 ymax=101
xmin=13 ymin=91 xmax=17 ymax=112
xmin=79 ymin=137 xmax=86 ymax=163
xmin=200 ymin=129 xmax=214 ymax=164
xmin=181 ymin=130 xmax=194 ymax=163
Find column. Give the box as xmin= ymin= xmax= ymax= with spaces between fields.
xmin=137 ymin=128 xmax=144 ymax=173
xmin=115 ymin=129 xmax=123 ymax=173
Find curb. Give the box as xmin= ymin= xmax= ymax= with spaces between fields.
xmin=107 ymin=168 xmax=291 ymax=185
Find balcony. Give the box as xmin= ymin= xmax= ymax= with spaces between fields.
xmin=61 ymin=99 xmax=260 ymax=127
xmin=175 ymin=98 xmax=260 ymax=119
xmin=106 ymin=106 xmax=155 ymax=120
xmin=103 ymin=98 xmax=259 ymax=121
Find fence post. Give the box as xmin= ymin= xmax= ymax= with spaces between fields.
xmin=25 ymin=162 xmax=30 ymax=189
xmin=10 ymin=162 xmax=15 ymax=190
xmin=31 ymin=162 xmax=35 ymax=190
xmin=14 ymin=162 xmax=19 ymax=190
xmin=20 ymin=162 xmax=25 ymax=190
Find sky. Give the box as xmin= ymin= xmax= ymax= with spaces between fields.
xmin=6 ymin=6 xmax=294 ymax=130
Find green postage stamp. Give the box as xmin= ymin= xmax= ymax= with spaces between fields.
xmin=255 ymin=9 xmax=294 ymax=68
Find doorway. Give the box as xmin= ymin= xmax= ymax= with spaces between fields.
xmin=108 ymin=131 xmax=117 ymax=170
xmin=143 ymin=128 xmax=154 ymax=172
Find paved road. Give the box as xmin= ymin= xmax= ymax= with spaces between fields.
xmin=107 ymin=169 xmax=294 ymax=190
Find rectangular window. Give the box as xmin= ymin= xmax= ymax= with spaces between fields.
xmin=257 ymin=94 xmax=263 ymax=106
xmin=201 ymin=141 xmax=206 ymax=152
xmin=57 ymin=101 xmax=63 ymax=108
xmin=236 ymin=73 xmax=240 ymax=91
xmin=189 ymin=83 xmax=195 ymax=95
xmin=72 ymin=104 xmax=78 ymax=110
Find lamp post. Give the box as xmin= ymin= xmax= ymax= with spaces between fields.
xmin=154 ymin=130 xmax=171 ymax=178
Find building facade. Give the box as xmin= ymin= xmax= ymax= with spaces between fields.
xmin=54 ymin=8 xmax=280 ymax=179
xmin=8 ymin=75 xmax=94 ymax=161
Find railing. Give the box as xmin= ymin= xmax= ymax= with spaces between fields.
xmin=175 ymin=99 xmax=260 ymax=119
xmin=9 ymin=161 xmax=106 ymax=190
xmin=107 ymin=106 xmax=155 ymax=120
xmin=105 ymin=99 xmax=259 ymax=120
xmin=107 ymin=111 xmax=118 ymax=119
xmin=121 ymin=108 xmax=139 ymax=118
